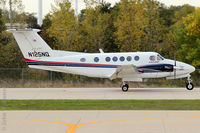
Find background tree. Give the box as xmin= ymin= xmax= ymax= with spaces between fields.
xmin=175 ymin=8 xmax=200 ymax=67
xmin=173 ymin=4 xmax=195 ymax=26
xmin=0 ymin=0 xmax=26 ymax=68
xmin=141 ymin=0 xmax=163 ymax=51
xmin=47 ymin=0 xmax=78 ymax=51
xmin=114 ymin=0 xmax=145 ymax=52
xmin=41 ymin=14 xmax=57 ymax=49
xmin=78 ymin=1 xmax=116 ymax=52
xmin=159 ymin=4 xmax=195 ymax=59
xmin=23 ymin=13 xmax=38 ymax=28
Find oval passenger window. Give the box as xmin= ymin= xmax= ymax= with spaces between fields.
xmin=127 ymin=56 xmax=132 ymax=61
xmin=112 ymin=56 xmax=118 ymax=62
xmin=105 ymin=57 xmax=111 ymax=62
xmin=134 ymin=56 xmax=139 ymax=61
xmin=120 ymin=56 xmax=125 ymax=62
xmin=80 ymin=58 xmax=86 ymax=62
xmin=94 ymin=57 xmax=99 ymax=62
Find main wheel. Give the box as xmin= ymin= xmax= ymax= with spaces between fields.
xmin=186 ymin=83 xmax=194 ymax=90
xmin=122 ymin=84 xmax=129 ymax=92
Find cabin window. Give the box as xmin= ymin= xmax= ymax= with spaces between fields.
xmin=127 ymin=56 xmax=132 ymax=61
xmin=94 ymin=57 xmax=99 ymax=62
xmin=80 ymin=58 xmax=86 ymax=62
xmin=149 ymin=56 xmax=156 ymax=61
xmin=134 ymin=56 xmax=139 ymax=61
xmin=120 ymin=56 xmax=125 ymax=62
xmin=105 ymin=57 xmax=111 ymax=62
xmin=112 ymin=56 xmax=118 ymax=62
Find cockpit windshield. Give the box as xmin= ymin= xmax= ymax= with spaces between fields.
xmin=157 ymin=54 xmax=164 ymax=60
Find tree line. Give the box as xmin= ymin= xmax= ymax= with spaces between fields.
xmin=0 ymin=0 xmax=199 ymax=70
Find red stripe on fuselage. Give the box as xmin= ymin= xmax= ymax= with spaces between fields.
xmin=137 ymin=68 xmax=159 ymax=71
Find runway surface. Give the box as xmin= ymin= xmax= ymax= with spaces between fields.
xmin=1 ymin=88 xmax=200 ymax=99
xmin=1 ymin=111 xmax=200 ymax=133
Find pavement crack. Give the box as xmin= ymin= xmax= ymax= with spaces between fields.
xmin=75 ymin=117 xmax=81 ymax=125
xmin=161 ymin=118 xmax=167 ymax=133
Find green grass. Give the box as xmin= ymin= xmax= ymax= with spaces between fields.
xmin=1 ymin=100 xmax=200 ymax=110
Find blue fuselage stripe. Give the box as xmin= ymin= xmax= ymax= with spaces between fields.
xmin=26 ymin=62 xmax=118 ymax=68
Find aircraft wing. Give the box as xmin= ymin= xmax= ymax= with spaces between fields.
xmin=109 ymin=64 xmax=140 ymax=80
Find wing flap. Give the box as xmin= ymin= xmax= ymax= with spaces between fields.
xmin=109 ymin=64 xmax=140 ymax=80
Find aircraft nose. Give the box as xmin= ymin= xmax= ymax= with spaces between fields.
xmin=173 ymin=60 xmax=195 ymax=74
xmin=189 ymin=65 xmax=195 ymax=73
xmin=186 ymin=64 xmax=195 ymax=73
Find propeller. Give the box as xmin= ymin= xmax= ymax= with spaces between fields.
xmin=174 ymin=54 xmax=176 ymax=79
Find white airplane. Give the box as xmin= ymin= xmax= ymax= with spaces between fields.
xmin=7 ymin=29 xmax=195 ymax=92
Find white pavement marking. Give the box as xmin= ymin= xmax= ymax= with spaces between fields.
xmin=0 ymin=88 xmax=200 ymax=99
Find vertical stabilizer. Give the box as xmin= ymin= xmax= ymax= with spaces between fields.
xmin=7 ymin=29 xmax=52 ymax=59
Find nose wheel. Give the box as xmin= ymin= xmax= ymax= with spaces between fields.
xmin=121 ymin=82 xmax=129 ymax=92
xmin=186 ymin=76 xmax=194 ymax=90
xmin=186 ymin=83 xmax=194 ymax=90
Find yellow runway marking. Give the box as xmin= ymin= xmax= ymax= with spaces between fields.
xmin=7 ymin=115 xmax=200 ymax=133
xmin=8 ymin=118 xmax=75 ymax=133
xmin=66 ymin=125 xmax=79 ymax=133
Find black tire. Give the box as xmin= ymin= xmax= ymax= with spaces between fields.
xmin=122 ymin=84 xmax=129 ymax=92
xmin=186 ymin=83 xmax=194 ymax=90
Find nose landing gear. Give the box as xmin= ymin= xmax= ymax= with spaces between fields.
xmin=186 ymin=76 xmax=194 ymax=90
xmin=121 ymin=82 xmax=129 ymax=92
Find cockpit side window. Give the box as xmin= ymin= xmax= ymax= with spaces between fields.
xmin=157 ymin=54 xmax=164 ymax=60
xmin=150 ymin=54 xmax=164 ymax=61
xmin=149 ymin=56 xmax=156 ymax=61
xmin=157 ymin=56 xmax=161 ymax=61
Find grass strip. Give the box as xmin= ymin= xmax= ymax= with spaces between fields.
xmin=1 ymin=100 xmax=200 ymax=110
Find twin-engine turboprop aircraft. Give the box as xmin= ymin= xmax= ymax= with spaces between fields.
xmin=7 ymin=29 xmax=195 ymax=92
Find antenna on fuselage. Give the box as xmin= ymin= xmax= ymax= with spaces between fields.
xmin=99 ymin=49 xmax=104 ymax=53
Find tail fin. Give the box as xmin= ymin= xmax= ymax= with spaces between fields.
xmin=7 ymin=29 xmax=52 ymax=59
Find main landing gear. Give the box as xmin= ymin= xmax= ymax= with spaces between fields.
xmin=121 ymin=82 xmax=129 ymax=92
xmin=186 ymin=76 xmax=194 ymax=90
xmin=121 ymin=76 xmax=194 ymax=92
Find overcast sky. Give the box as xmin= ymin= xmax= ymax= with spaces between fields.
xmin=21 ymin=0 xmax=200 ymax=17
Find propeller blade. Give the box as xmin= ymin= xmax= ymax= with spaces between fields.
xmin=174 ymin=68 xmax=176 ymax=79
xmin=174 ymin=54 xmax=176 ymax=79
xmin=174 ymin=54 xmax=176 ymax=66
